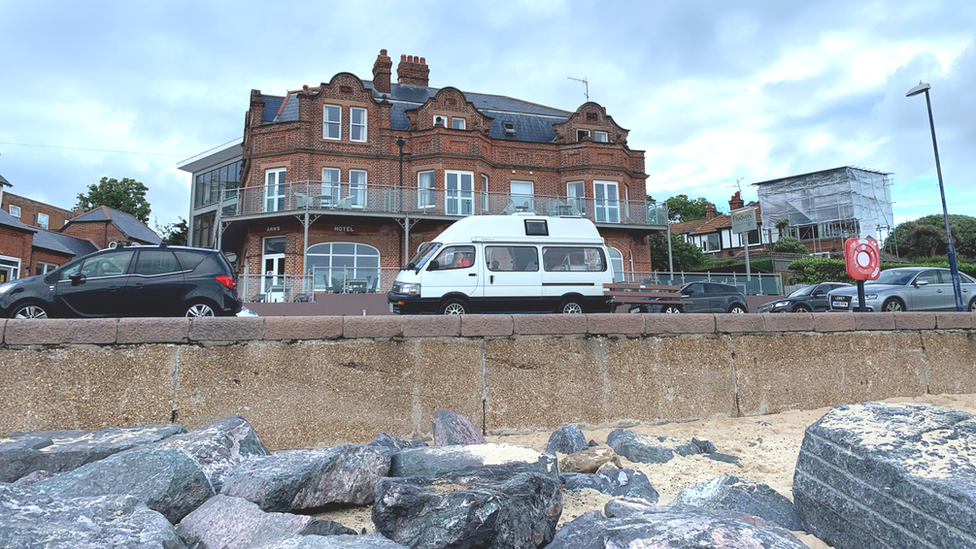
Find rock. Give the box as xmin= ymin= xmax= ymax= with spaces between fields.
xmin=595 ymin=461 xmax=620 ymax=473
xmin=560 ymin=468 xmax=659 ymax=502
xmin=587 ymin=439 xmax=598 ymax=447
xmin=549 ymin=506 xmax=807 ymax=549
xmin=558 ymin=446 xmax=622 ymax=473
xmin=177 ymin=495 xmax=354 ymax=549
xmin=366 ymin=433 xmax=427 ymax=458
xmin=705 ymin=452 xmax=741 ymax=464
xmin=606 ymin=429 xmax=704 ymax=464
xmin=692 ymin=437 xmax=718 ymax=453
xmin=248 ymin=533 xmax=408 ymax=548
xmin=372 ymin=472 xmax=561 ymax=548
xmin=30 ymin=447 xmax=213 ymax=524
xmin=431 ymin=409 xmax=485 ymax=446
xmin=151 ymin=415 xmax=270 ymax=492
xmin=390 ymin=443 xmax=558 ymax=481
xmin=221 ymin=445 xmax=390 ymax=511
xmin=0 ymin=484 xmax=184 ymax=549
xmin=12 ymin=469 xmax=56 ymax=487
xmin=671 ymin=476 xmax=801 ymax=530
xmin=545 ymin=425 xmax=588 ymax=455
xmin=794 ymin=402 xmax=976 ymax=549
xmin=0 ymin=423 xmax=186 ymax=483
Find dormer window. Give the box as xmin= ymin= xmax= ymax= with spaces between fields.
xmin=433 ymin=115 xmax=447 ymax=126
xmin=452 ymin=118 xmax=466 ymax=130
xmin=594 ymin=131 xmax=608 ymax=143
xmin=577 ymin=129 xmax=590 ymax=142
xmin=503 ymin=122 xmax=516 ymax=137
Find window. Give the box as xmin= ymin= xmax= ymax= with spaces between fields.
xmin=524 ymin=219 xmax=548 ymax=236
xmin=37 ymin=261 xmax=58 ymax=275
xmin=432 ymin=245 xmax=476 ymax=270
xmin=306 ymin=242 xmax=380 ymax=292
xmin=194 ymin=160 xmax=243 ymax=209
xmin=433 ymin=115 xmax=447 ymax=126
xmin=8 ymin=205 xmax=20 ymax=218
xmin=608 ymin=247 xmax=623 ymax=281
xmin=594 ymin=131 xmax=608 ymax=143
xmin=63 ymin=251 xmax=134 ymax=280
xmin=0 ymin=256 xmax=21 ymax=283
xmin=543 ymin=247 xmax=606 ymax=272
xmin=350 ymin=107 xmax=367 ymax=142
xmin=134 ymin=251 xmax=180 ymax=276
xmin=503 ymin=121 xmax=516 ymax=137
xmin=481 ymin=175 xmax=489 ymax=213
xmin=452 ymin=118 xmax=466 ymax=130
xmin=323 ymin=105 xmax=341 ymax=139
xmin=567 ymin=181 xmax=586 ymax=214
xmin=593 ymin=180 xmax=619 ymax=223
xmin=192 ymin=212 xmax=215 ymax=248
xmin=747 ymin=229 xmax=760 ymax=245
xmin=510 ymin=180 xmax=533 ymax=212
xmin=265 ymin=168 xmax=286 ymax=212
xmin=446 ymin=171 xmax=473 ymax=215
xmin=486 ymin=246 xmax=539 ymax=272
xmin=418 ymin=171 xmax=436 ymax=209
xmin=577 ymin=129 xmax=590 ymax=142
xmin=175 ymin=251 xmax=205 ymax=271
xmin=321 ymin=168 xmax=340 ymax=205
xmin=36 ymin=213 xmax=49 ymax=230
xmin=349 ymin=169 xmax=367 ymax=207
xmin=705 ymin=233 xmax=721 ymax=252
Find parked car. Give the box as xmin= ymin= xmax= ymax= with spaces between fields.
xmin=630 ymin=282 xmax=748 ymax=314
xmin=827 ymin=267 xmax=976 ymax=312
xmin=757 ymin=282 xmax=853 ymax=313
xmin=0 ymin=245 xmax=242 ymax=319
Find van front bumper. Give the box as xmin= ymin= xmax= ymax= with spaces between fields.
xmin=387 ymin=293 xmax=439 ymax=314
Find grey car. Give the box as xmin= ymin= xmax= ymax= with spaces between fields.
xmin=827 ymin=267 xmax=976 ymax=312
xmin=631 ymin=282 xmax=749 ymax=314
xmin=757 ymin=282 xmax=852 ymax=313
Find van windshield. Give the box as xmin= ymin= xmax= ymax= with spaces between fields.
xmin=408 ymin=242 xmax=441 ymax=269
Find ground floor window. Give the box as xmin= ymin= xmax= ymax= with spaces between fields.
xmin=0 ymin=256 xmax=20 ymax=283
xmin=307 ymin=242 xmax=380 ymax=292
xmin=37 ymin=261 xmax=58 ymax=275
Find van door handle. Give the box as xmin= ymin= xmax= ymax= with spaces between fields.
xmin=490 ymin=275 xmax=494 ymax=284
xmin=468 ymin=273 xmax=477 ymax=277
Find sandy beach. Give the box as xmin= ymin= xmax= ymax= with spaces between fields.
xmin=316 ymin=392 xmax=976 ymax=548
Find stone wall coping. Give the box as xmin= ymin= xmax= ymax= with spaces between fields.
xmin=1 ymin=312 xmax=974 ymax=346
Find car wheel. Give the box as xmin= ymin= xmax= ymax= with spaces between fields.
xmin=792 ymin=304 xmax=812 ymax=313
xmin=969 ymin=298 xmax=976 ymax=312
xmin=728 ymin=304 xmax=747 ymax=314
xmin=663 ymin=305 xmax=683 ymax=314
xmin=559 ymin=298 xmax=585 ymax=314
xmin=439 ymin=299 xmax=469 ymax=315
xmin=12 ymin=303 xmax=49 ymax=319
xmin=882 ymin=298 xmax=905 ymax=313
xmin=184 ymin=302 xmax=217 ymax=318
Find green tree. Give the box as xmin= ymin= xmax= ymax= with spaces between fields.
xmin=886 ymin=214 xmax=974 ymax=260
xmin=773 ymin=236 xmax=808 ymax=255
xmin=156 ymin=217 xmax=188 ymax=246
xmin=774 ymin=218 xmax=790 ymax=237
xmin=649 ymin=232 xmax=707 ymax=272
xmin=648 ymin=194 xmax=718 ymax=222
xmin=75 ymin=177 xmax=151 ymax=223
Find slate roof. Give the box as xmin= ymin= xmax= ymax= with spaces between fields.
xmin=32 ymin=230 xmax=97 ymax=258
xmin=0 ymin=207 xmax=36 ymax=233
xmin=260 ymin=81 xmax=572 ymax=144
xmin=0 ymin=173 xmax=10 ymax=186
xmin=66 ymin=206 xmax=161 ymax=244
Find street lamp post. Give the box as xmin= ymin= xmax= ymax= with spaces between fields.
xmin=906 ymin=81 xmax=965 ymax=312
xmin=396 ymin=136 xmax=412 ymax=266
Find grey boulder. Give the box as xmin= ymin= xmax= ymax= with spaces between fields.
xmin=389 ymin=443 xmax=557 ymax=481
xmin=248 ymin=533 xmax=408 ymax=548
xmin=372 ymin=472 xmax=562 ymax=549
xmin=607 ymin=429 xmax=714 ymax=464
xmin=0 ymin=423 xmax=186 ymax=483
xmin=151 ymin=415 xmax=270 ymax=492
xmin=0 ymin=484 xmax=185 ymax=549
xmin=431 ymin=409 xmax=485 ymax=446
xmin=221 ymin=444 xmax=390 ymax=511
xmin=30 ymin=447 xmax=213 ymax=524
xmin=794 ymin=401 xmax=976 ymax=549
xmin=366 ymin=433 xmax=426 ymax=458
xmin=671 ymin=476 xmax=801 ymax=530
xmin=545 ymin=425 xmax=588 ymax=455
xmin=560 ymin=468 xmax=659 ymax=503
xmin=177 ymin=495 xmax=355 ymax=549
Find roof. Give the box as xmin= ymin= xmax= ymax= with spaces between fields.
xmin=0 ymin=207 xmax=36 ymax=233
xmin=751 ymin=166 xmax=892 ymax=186
xmin=65 ymin=206 xmax=161 ymax=244
xmin=32 ymin=230 xmax=98 ymax=257
xmin=0 ymin=173 xmax=10 ymax=187
xmin=669 ymin=219 xmax=708 ymax=234
xmin=259 ymin=81 xmax=573 ymax=144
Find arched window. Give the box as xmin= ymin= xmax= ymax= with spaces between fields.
xmin=307 ymin=242 xmax=380 ymax=292
xmin=608 ymin=247 xmax=624 ymax=282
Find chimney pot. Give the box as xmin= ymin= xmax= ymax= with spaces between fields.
xmin=397 ymin=52 xmax=430 ymax=87
xmin=380 ymin=48 xmax=387 ymax=55
xmin=420 ymin=57 xmax=425 ymax=64
xmin=401 ymin=54 xmax=406 ymax=61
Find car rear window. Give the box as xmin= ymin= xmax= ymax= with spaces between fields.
xmin=175 ymin=251 xmax=206 ymax=271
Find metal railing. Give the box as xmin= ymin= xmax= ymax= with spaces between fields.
xmin=238 ymin=268 xmax=404 ymax=302
xmin=220 ymin=180 xmax=668 ymax=227
xmin=617 ymin=271 xmax=783 ymax=296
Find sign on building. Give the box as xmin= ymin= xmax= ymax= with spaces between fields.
xmin=731 ymin=206 xmax=757 ymax=234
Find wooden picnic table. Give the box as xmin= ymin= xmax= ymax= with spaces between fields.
xmin=603 ymin=283 xmax=691 ymax=311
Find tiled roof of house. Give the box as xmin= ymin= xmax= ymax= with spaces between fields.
xmin=669 ymin=219 xmax=708 ymax=234
xmin=0 ymin=207 xmax=36 ymax=233
xmin=32 ymin=230 xmax=98 ymax=257
xmin=691 ymin=205 xmax=762 ymax=236
xmin=65 ymin=206 xmax=161 ymax=244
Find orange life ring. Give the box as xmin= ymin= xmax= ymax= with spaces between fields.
xmin=845 ymin=237 xmax=880 ymax=281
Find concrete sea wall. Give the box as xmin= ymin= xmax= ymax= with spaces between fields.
xmin=1 ymin=312 xmax=973 ymax=451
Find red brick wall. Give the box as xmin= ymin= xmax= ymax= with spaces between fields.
xmin=3 ymin=193 xmax=76 ymax=230
xmin=60 ymin=222 xmax=125 ymax=249
xmin=0 ymin=226 xmax=33 ymax=279
xmin=29 ymin=248 xmax=74 ymax=276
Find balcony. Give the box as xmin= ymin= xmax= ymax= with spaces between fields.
xmin=218 ymin=180 xmax=668 ymax=228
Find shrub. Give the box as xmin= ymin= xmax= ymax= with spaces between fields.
xmin=773 ymin=236 xmax=808 ymax=255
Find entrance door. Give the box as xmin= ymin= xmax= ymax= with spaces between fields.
xmin=262 ymin=236 xmax=287 ymax=302
xmin=594 ymin=181 xmax=619 ymax=223
xmin=446 ymin=172 xmax=474 ymax=216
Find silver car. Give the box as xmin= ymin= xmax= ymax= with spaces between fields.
xmin=827 ymin=267 xmax=976 ymax=312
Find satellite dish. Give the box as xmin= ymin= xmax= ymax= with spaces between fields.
xmin=108 ymin=241 xmax=118 ymax=249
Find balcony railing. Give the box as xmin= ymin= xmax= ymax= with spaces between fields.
xmin=219 ymin=180 xmax=668 ymax=227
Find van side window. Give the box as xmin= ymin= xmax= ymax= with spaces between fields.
xmin=432 ymin=245 xmax=476 ymax=270
xmin=486 ymin=246 xmax=539 ymax=272
xmin=524 ymin=219 xmax=548 ymax=236
xmin=543 ymin=247 xmax=606 ymax=272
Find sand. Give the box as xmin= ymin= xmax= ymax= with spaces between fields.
xmin=315 ymin=392 xmax=976 ymax=548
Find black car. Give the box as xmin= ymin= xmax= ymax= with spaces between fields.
xmin=630 ymin=282 xmax=749 ymax=314
xmin=0 ymin=245 xmax=242 ymax=319
xmin=756 ymin=282 xmax=852 ymax=313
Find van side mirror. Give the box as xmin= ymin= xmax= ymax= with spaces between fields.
xmin=427 ymin=260 xmax=439 ymax=271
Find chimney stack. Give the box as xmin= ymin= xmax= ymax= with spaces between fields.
xmin=705 ymin=204 xmax=717 ymax=221
xmin=372 ymin=49 xmax=392 ymax=94
xmin=397 ymin=54 xmax=430 ymax=87
xmin=728 ymin=191 xmax=744 ymax=210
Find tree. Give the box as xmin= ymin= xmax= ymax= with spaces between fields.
xmin=75 ymin=177 xmax=151 ymax=223
xmin=773 ymin=236 xmax=808 ymax=255
xmin=648 ymin=232 xmax=707 ymax=272
xmin=648 ymin=194 xmax=718 ymax=222
xmin=156 ymin=217 xmax=188 ymax=246
xmin=774 ymin=218 xmax=791 ymax=237
xmin=886 ymin=214 xmax=975 ymax=260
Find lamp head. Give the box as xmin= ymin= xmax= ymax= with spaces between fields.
xmin=396 ymin=136 xmax=405 ymax=147
xmin=906 ymin=81 xmax=931 ymax=97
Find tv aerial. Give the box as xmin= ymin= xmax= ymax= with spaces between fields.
xmin=567 ymin=76 xmax=589 ymax=101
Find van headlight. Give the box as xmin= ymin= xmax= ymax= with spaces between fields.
xmin=395 ymin=282 xmax=421 ymax=296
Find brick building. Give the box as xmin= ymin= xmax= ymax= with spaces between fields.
xmin=60 ymin=206 xmax=161 ymax=249
xmin=182 ymin=50 xmax=668 ymax=301
xmin=679 ymin=192 xmax=768 ymax=259
xmin=1 ymin=191 xmax=77 ymax=231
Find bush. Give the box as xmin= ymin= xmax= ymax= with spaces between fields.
xmin=786 ymin=257 xmax=976 ymax=284
xmin=773 ymin=236 xmax=808 ymax=255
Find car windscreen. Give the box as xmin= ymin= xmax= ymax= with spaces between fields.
xmin=409 ymin=242 xmax=441 ymax=268
xmin=789 ymin=285 xmax=815 ymax=298
xmin=868 ymin=270 xmax=917 ymax=285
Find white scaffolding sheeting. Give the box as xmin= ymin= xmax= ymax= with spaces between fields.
xmin=756 ymin=167 xmax=894 ymax=239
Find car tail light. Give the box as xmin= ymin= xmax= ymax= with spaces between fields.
xmin=216 ymin=276 xmax=236 ymax=290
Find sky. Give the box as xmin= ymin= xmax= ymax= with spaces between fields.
xmin=1 ymin=0 xmax=974 ymax=235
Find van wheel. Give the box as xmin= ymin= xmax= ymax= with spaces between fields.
xmin=440 ymin=299 xmax=469 ymax=315
xmin=559 ymin=298 xmax=585 ymax=314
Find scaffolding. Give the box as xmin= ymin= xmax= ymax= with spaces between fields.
xmin=755 ymin=167 xmax=895 ymax=254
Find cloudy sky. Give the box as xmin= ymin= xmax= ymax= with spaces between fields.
xmin=1 ymin=0 xmax=973 ymax=234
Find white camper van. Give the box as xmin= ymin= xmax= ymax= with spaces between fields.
xmin=388 ymin=214 xmax=614 ymax=314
